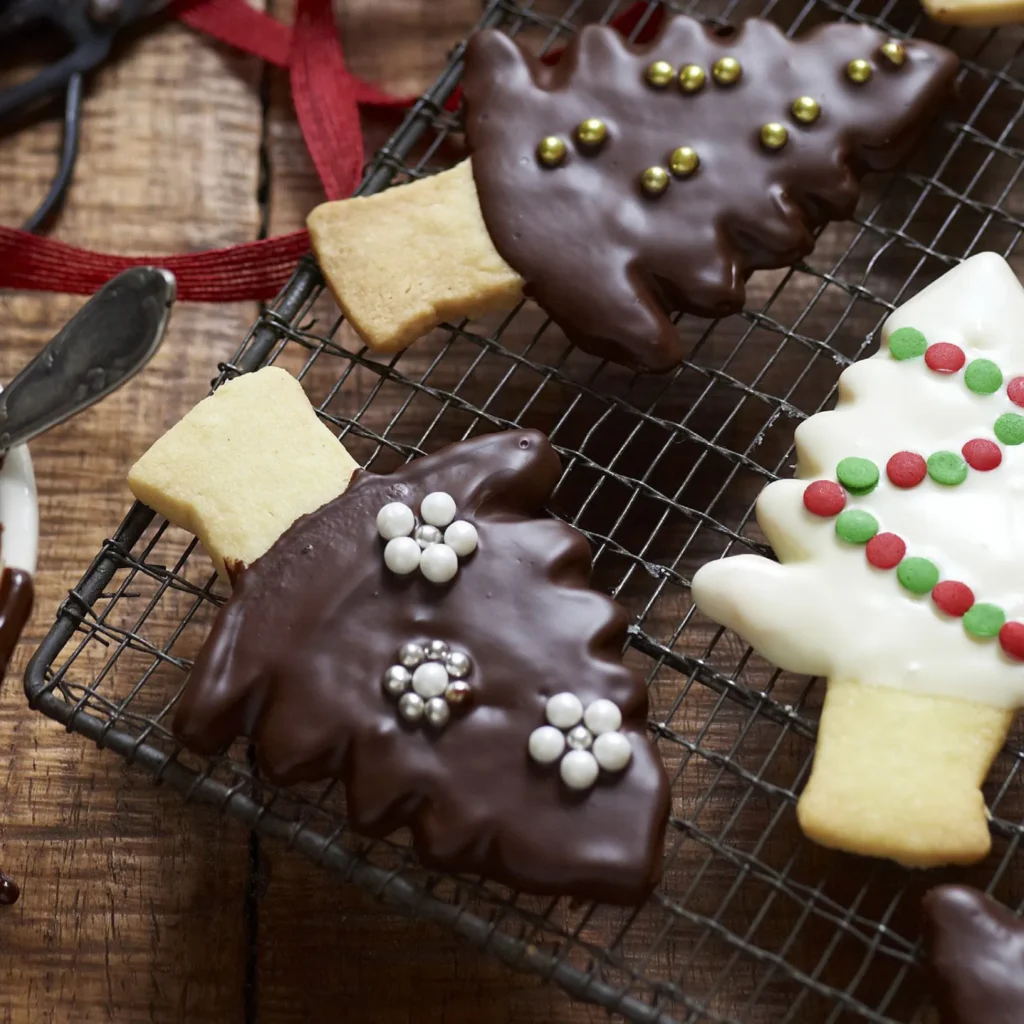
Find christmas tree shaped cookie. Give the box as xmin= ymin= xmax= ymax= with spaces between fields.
xmin=692 ymin=253 xmax=1024 ymax=868
xmin=308 ymin=15 xmax=957 ymax=371
xmin=129 ymin=369 xmax=670 ymax=903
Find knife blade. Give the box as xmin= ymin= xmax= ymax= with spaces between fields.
xmin=0 ymin=266 xmax=176 ymax=453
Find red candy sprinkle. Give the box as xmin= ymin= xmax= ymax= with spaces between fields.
xmin=924 ymin=342 xmax=966 ymax=374
xmin=962 ymin=438 xmax=1002 ymax=471
xmin=865 ymin=532 xmax=906 ymax=569
xmin=998 ymin=621 xmax=1024 ymax=661
xmin=932 ymin=580 xmax=975 ymax=618
xmin=1008 ymin=376 xmax=1024 ymax=407
xmin=886 ymin=451 xmax=927 ymax=488
xmin=803 ymin=480 xmax=846 ymax=517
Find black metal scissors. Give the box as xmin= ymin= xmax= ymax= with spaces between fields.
xmin=0 ymin=0 xmax=170 ymax=231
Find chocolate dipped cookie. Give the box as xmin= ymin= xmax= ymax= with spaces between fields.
xmin=308 ymin=15 xmax=957 ymax=371
xmin=924 ymin=885 xmax=1024 ymax=1024
xmin=129 ymin=368 xmax=670 ymax=903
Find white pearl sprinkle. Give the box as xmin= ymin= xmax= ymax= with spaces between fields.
xmin=420 ymin=491 xmax=457 ymax=528
xmin=593 ymin=731 xmax=632 ymax=773
xmin=412 ymin=662 xmax=449 ymax=699
xmin=583 ymin=699 xmax=622 ymax=735
xmin=545 ymin=692 xmax=583 ymax=730
xmin=528 ymin=725 xmax=565 ymax=765
xmin=420 ymin=543 xmax=459 ymax=584
xmin=384 ymin=536 xmax=421 ymax=575
xmin=560 ymin=750 xmax=599 ymax=790
xmin=443 ymin=520 xmax=478 ymax=558
xmin=376 ymin=502 xmax=415 ymax=540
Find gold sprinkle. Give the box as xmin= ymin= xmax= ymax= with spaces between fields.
xmin=645 ymin=60 xmax=675 ymax=88
xmin=712 ymin=56 xmax=742 ymax=86
xmin=677 ymin=64 xmax=706 ymax=94
xmin=880 ymin=40 xmax=907 ymax=67
xmin=536 ymin=136 xmax=567 ymax=167
xmin=669 ymin=146 xmax=700 ymax=178
xmin=575 ymin=118 xmax=608 ymax=148
xmin=760 ymin=122 xmax=789 ymax=150
xmin=790 ymin=96 xmax=821 ymax=124
xmin=846 ymin=58 xmax=873 ymax=84
xmin=640 ymin=166 xmax=670 ymax=195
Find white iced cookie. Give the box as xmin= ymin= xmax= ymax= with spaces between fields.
xmin=128 ymin=367 xmax=358 ymax=576
xmin=692 ymin=252 xmax=1024 ymax=868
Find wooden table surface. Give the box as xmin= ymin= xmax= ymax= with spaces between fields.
xmin=0 ymin=5 xmax=602 ymax=1020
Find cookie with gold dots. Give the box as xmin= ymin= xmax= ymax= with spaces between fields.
xmin=307 ymin=16 xmax=957 ymax=372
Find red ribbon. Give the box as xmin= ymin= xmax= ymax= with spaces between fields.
xmin=0 ymin=0 xmax=663 ymax=301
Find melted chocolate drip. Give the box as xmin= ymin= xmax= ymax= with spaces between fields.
xmin=0 ymin=869 xmax=19 ymax=906
xmin=174 ymin=430 xmax=670 ymax=903
xmin=463 ymin=17 xmax=957 ymax=371
xmin=923 ymin=885 xmax=1024 ymax=1024
xmin=0 ymin=566 xmax=33 ymax=908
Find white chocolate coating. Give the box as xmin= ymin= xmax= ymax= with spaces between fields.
xmin=691 ymin=252 xmax=1024 ymax=709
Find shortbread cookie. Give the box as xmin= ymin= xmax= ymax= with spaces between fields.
xmin=307 ymin=161 xmax=523 ymax=353
xmin=128 ymin=367 xmax=358 ymax=575
xmin=692 ymin=252 xmax=1024 ymax=867
xmin=923 ymin=0 xmax=1024 ymax=25
xmin=309 ymin=16 xmax=957 ymax=372
xmin=161 ymin=427 xmax=669 ymax=903
xmin=923 ymin=885 xmax=1024 ymax=1024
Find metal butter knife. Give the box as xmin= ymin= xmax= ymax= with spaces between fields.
xmin=0 ymin=267 xmax=176 ymax=452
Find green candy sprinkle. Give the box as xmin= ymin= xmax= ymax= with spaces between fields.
xmin=927 ymin=450 xmax=968 ymax=486
xmin=836 ymin=456 xmax=879 ymax=495
xmin=835 ymin=509 xmax=879 ymax=544
xmin=897 ymin=557 xmax=940 ymax=595
xmin=994 ymin=412 xmax=1024 ymax=446
xmin=963 ymin=602 xmax=1006 ymax=638
xmin=889 ymin=327 xmax=928 ymax=360
xmin=964 ymin=358 xmax=1003 ymax=395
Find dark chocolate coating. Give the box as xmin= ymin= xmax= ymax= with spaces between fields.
xmin=463 ymin=17 xmax=958 ymax=371
xmin=174 ymin=430 xmax=670 ymax=904
xmin=923 ymin=885 xmax=1024 ymax=1024
xmin=0 ymin=870 xmax=19 ymax=906
xmin=0 ymin=566 xmax=34 ymax=908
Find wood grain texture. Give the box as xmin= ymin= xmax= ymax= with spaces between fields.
xmin=0 ymin=15 xmax=261 ymax=1024
xmin=0 ymin=4 xmax=603 ymax=1022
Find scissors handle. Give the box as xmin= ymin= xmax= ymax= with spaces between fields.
xmin=0 ymin=40 xmax=112 ymax=121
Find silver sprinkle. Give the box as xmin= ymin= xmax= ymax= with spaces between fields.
xmin=445 ymin=650 xmax=472 ymax=679
xmin=426 ymin=639 xmax=450 ymax=662
xmin=382 ymin=665 xmax=412 ymax=698
xmin=414 ymin=524 xmax=443 ymax=549
xmin=444 ymin=680 xmax=472 ymax=706
xmin=398 ymin=692 xmax=425 ymax=722
xmin=398 ymin=642 xmax=426 ymax=669
xmin=566 ymin=725 xmax=593 ymax=751
xmin=424 ymin=696 xmax=451 ymax=728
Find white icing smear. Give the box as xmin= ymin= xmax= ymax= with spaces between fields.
xmin=692 ymin=252 xmax=1024 ymax=709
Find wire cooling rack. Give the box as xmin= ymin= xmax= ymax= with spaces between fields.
xmin=24 ymin=0 xmax=1024 ymax=1020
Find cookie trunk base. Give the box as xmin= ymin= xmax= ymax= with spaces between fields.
xmin=922 ymin=0 xmax=1024 ymax=26
xmin=307 ymin=160 xmax=524 ymax=352
xmin=797 ymin=679 xmax=1011 ymax=867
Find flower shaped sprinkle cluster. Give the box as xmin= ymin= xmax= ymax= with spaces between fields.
xmin=527 ymin=692 xmax=632 ymax=791
xmin=381 ymin=639 xmax=473 ymax=730
xmin=376 ymin=491 xmax=478 ymax=584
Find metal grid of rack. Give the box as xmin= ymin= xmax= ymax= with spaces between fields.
xmin=24 ymin=0 xmax=1024 ymax=1020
